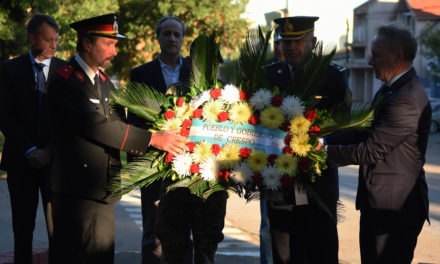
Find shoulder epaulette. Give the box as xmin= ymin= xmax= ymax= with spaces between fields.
xmin=330 ymin=62 xmax=346 ymax=72
xmin=57 ymin=65 xmax=74 ymax=80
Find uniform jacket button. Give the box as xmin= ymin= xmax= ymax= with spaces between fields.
xmin=83 ymin=163 xmax=88 ymax=168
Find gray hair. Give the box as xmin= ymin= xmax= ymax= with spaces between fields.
xmin=377 ymin=25 xmax=417 ymax=63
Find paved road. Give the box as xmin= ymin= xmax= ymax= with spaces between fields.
xmin=1 ymin=133 xmax=439 ymax=263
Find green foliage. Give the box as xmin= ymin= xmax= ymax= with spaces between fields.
xmin=421 ymin=26 xmax=440 ymax=83
xmin=236 ymin=27 xmax=272 ymax=92
xmin=292 ymin=42 xmax=336 ymax=101
xmin=0 ymin=0 xmax=118 ymax=61
xmin=113 ymin=0 xmax=250 ymax=80
xmin=110 ymin=81 xmax=168 ymax=124
xmin=189 ymin=33 xmax=220 ymax=93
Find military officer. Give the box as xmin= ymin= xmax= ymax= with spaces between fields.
xmin=47 ymin=14 xmax=186 ymax=264
xmin=266 ymin=16 xmax=351 ymax=264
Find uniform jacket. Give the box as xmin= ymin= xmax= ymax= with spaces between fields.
xmin=266 ymin=60 xmax=351 ymax=205
xmin=0 ymin=53 xmax=66 ymax=172
xmin=327 ymin=68 xmax=431 ymax=221
xmin=130 ymin=57 xmax=191 ymax=94
xmin=48 ymin=58 xmax=151 ymax=202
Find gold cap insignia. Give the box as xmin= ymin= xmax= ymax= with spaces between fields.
xmin=284 ymin=21 xmax=294 ymax=33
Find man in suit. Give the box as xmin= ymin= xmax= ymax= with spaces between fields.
xmin=0 ymin=14 xmax=66 ymax=263
xmin=130 ymin=16 xmax=191 ymax=264
xmin=326 ymin=25 xmax=430 ymax=264
xmin=266 ymin=16 xmax=351 ymax=264
xmin=47 ymin=14 xmax=186 ymax=264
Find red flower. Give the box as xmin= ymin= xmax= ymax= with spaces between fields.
xmin=268 ymin=154 xmax=278 ymax=165
xmin=165 ymin=153 xmax=174 ymax=163
xmin=176 ymin=97 xmax=185 ymax=107
xmin=193 ymin=108 xmax=203 ymax=118
xmin=249 ymin=114 xmax=259 ymax=125
xmin=283 ymin=146 xmax=294 ymax=155
xmin=284 ymin=134 xmax=292 ymax=144
xmin=186 ymin=142 xmax=196 ymax=152
xmin=210 ymin=88 xmax=222 ymax=99
xmin=271 ymin=96 xmax=283 ymax=106
xmin=305 ymin=110 xmax=317 ymax=121
xmin=179 ymin=128 xmax=190 ymax=137
xmin=211 ymin=144 xmax=221 ymax=155
xmin=252 ymin=173 xmax=263 ymax=185
xmin=281 ymin=120 xmax=291 ymax=132
xmin=239 ymin=90 xmax=251 ymax=100
xmin=190 ymin=163 xmax=200 ymax=173
xmin=298 ymin=157 xmax=310 ymax=170
xmin=218 ymin=170 xmax=230 ymax=180
xmin=281 ymin=175 xmax=292 ymax=187
xmin=164 ymin=110 xmax=175 ymax=119
xmin=309 ymin=125 xmax=321 ymax=136
xmin=217 ymin=111 xmax=229 ymax=122
xmin=239 ymin=147 xmax=251 ymax=158
xmin=182 ymin=119 xmax=192 ymax=129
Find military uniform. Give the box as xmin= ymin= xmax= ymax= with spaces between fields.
xmin=266 ymin=16 xmax=351 ymax=264
xmin=48 ymin=14 xmax=150 ymax=264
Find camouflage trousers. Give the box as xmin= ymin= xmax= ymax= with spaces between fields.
xmin=157 ymin=188 xmax=228 ymax=264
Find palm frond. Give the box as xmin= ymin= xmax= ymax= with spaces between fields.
xmin=190 ymin=33 xmax=220 ymax=93
xmin=292 ymin=41 xmax=336 ymax=100
xmin=202 ymin=182 xmax=228 ymax=199
xmin=318 ymin=102 xmax=374 ymax=137
xmin=237 ymin=26 xmax=272 ymax=92
xmin=111 ymin=82 xmax=168 ymax=122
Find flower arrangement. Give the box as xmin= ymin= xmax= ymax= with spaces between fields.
xmin=109 ymin=30 xmax=374 ymax=214
xmin=161 ymin=84 xmax=328 ymax=197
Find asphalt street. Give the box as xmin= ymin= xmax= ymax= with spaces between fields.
xmin=0 ymin=133 xmax=439 ymax=263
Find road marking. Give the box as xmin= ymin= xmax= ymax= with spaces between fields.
xmin=119 ymin=191 xmax=261 ymax=257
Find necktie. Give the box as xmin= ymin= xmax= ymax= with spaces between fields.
xmin=94 ymin=73 xmax=102 ymax=98
xmin=35 ymin=63 xmax=46 ymax=136
xmin=35 ymin=63 xmax=46 ymax=93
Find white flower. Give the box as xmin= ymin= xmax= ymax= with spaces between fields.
xmin=250 ymin=89 xmax=272 ymax=111
xmin=280 ymin=95 xmax=305 ymax=118
xmin=172 ymin=152 xmax=192 ymax=177
xmin=261 ymin=165 xmax=281 ymax=190
xmin=189 ymin=90 xmax=211 ymax=109
xmin=199 ymin=156 xmax=220 ymax=181
xmin=230 ymin=162 xmax=252 ymax=185
xmin=219 ymin=84 xmax=240 ymax=104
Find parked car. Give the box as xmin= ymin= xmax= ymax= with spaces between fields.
xmin=430 ymin=99 xmax=440 ymax=134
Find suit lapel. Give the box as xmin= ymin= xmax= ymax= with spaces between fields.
xmin=179 ymin=57 xmax=191 ymax=82
xmin=154 ymin=59 xmax=167 ymax=94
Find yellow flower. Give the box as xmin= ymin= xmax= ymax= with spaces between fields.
xmin=290 ymin=133 xmax=311 ymax=157
xmin=175 ymin=103 xmax=194 ymax=120
xmin=290 ymin=115 xmax=311 ymax=135
xmin=229 ymin=102 xmax=253 ymax=124
xmin=162 ymin=118 xmax=182 ymax=131
xmin=202 ymin=100 xmax=223 ymax=122
xmin=246 ymin=150 xmax=268 ymax=172
xmin=260 ymin=106 xmax=284 ymax=130
xmin=275 ymin=154 xmax=298 ymax=177
xmin=192 ymin=141 xmax=212 ymax=163
xmin=217 ymin=143 xmax=241 ymax=169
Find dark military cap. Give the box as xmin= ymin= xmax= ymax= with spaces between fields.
xmin=70 ymin=13 xmax=126 ymax=39
xmin=274 ymin=16 xmax=319 ymax=40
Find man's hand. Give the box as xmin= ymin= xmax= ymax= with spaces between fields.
xmin=150 ymin=130 xmax=187 ymax=156
xmin=27 ymin=148 xmax=50 ymax=169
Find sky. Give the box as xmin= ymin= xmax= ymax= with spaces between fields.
xmin=243 ymin=0 xmax=368 ymax=49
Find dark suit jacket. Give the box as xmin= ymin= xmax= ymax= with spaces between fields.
xmin=327 ymin=68 xmax=431 ymax=222
xmin=48 ymin=58 xmax=152 ymax=202
xmin=130 ymin=57 xmax=191 ymax=94
xmin=0 ymin=53 xmax=66 ymax=172
xmin=266 ymin=60 xmax=351 ymax=205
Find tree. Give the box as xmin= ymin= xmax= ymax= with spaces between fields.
xmin=0 ymin=0 xmax=118 ymax=61
xmin=112 ymin=0 xmax=250 ymax=80
xmin=421 ymin=26 xmax=440 ymax=84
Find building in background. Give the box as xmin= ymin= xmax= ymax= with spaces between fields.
xmin=347 ymin=0 xmax=440 ymax=102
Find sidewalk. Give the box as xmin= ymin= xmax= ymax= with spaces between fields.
xmin=225 ymin=192 xmax=440 ymax=264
